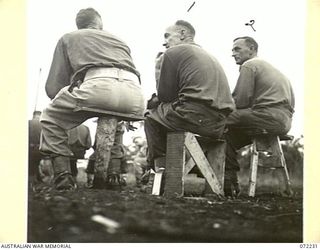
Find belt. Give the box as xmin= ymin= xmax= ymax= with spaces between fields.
xmin=84 ymin=67 xmax=139 ymax=83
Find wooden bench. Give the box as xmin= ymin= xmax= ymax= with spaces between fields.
xmin=152 ymin=132 xmax=226 ymax=198
xmin=248 ymin=130 xmax=293 ymax=197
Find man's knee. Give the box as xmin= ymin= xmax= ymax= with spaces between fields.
xmin=144 ymin=116 xmax=159 ymax=135
xmin=144 ymin=116 xmax=153 ymax=129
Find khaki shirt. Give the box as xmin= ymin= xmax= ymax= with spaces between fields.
xmin=45 ymin=29 xmax=139 ymax=99
xmin=233 ymin=58 xmax=295 ymax=112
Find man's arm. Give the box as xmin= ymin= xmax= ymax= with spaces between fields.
xmin=45 ymin=37 xmax=73 ymax=99
xmin=157 ymin=53 xmax=179 ymax=103
xmin=232 ymin=66 xmax=255 ymax=109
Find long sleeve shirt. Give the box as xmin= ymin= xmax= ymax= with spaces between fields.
xmin=45 ymin=29 xmax=140 ymax=99
xmin=157 ymin=43 xmax=234 ymax=113
xmin=232 ymin=58 xmax=295 ymax=111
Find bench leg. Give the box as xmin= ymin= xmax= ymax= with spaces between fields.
xmin=184 ymin=133 xmax=223 ymax=196
xmin=277 ymin=137 xmax=293 ymax=196
xmin=151 ymin=157 xmax=166 ymax=195
xmin=93 ymin=116 xmax=118 ymax=188
xmin=248 ymin=140 xmax=259 ymax=197
xmin=163 ymin=133 xmax=186 ymax=197
xmin=204 ymin=141 xmax=226 ymax=195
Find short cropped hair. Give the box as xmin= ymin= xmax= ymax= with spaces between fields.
xmin=175 ymin=20 xmax=196 ymax=38
xmin=76 ymin=8 xmax=102 ymax=29
xmin=234 ymin=36 xmax=258 ymax=52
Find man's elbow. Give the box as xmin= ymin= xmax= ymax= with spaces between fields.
xmin=45 ymin=85 xmax=58 ymax=100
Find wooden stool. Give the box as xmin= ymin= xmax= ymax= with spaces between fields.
xmin=74 ymin=106 xmax=144 ymax=187
xmin=161 ymin=132 xmax=225 ymax=198
xmin=248 ymin=131 xmax=293 ymax=197
xmin=93 ymin=116 xmax=118 ymax=187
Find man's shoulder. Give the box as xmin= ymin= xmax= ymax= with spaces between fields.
xmin=243 ymin=57 xmax=269 ymax=67
xmin=165 ymin=44 xmax=204 ymax=59
xmin=62 ymin=29 xmax=126 ymax=45
xmin=62 ymin=29 xmax=113 ymax=39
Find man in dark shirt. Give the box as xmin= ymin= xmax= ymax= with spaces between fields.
xmin=39 ymin=8 xmax=145 ymax=190
xmin=224 ymin=36 xmax=295 ymax=197
xmin=144 ymin=20 xmax=234 ymax=172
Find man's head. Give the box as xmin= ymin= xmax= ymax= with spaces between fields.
xmin=232 ymin=36 xmax=258 ymax=65
xmin=163 ymin=20 xmax=195 ymax=49
xmin=76 ymin=8 xmax=103 ymax=30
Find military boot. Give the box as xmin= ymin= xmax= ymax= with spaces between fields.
xmin=38 ymin=157 xmax=54 ymax=184
xmin=52 ymin=156 xmax=77 ymax=191
xmin=106 ymin=159 xmax=122 ymax=190
xmin=86 ymin=173 xmax=94 ymax=188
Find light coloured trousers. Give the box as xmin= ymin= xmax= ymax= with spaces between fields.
xmin=40 ymin=73 xmax=144 ymax=157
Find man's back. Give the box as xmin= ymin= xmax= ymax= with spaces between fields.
xmin=158 ymin=44 xmax=234 ymax=112
xmin=233 ymin=58 xmax=295 ymax=110
xmin=64 ymin=29 xmax=138 ymax=75
xmin=46 ymin=29 xmax=139 ymax=99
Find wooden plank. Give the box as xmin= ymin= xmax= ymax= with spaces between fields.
xmin=152 ymin=157 xmax=166 ymax=195
xmin=93 ymin=116 xmax=118 ymax=188
xmin=276 ymin=136 xmax=293 ymax=196
xmin=164 ymin=132 xmax=186 ymax=197
xmin=184 ymin=133 xmax=223 ymax=196
xmin=204 ymin=141 xmax=226 ymax=194
xmin=152 ymin=169 xmax=164 ymax=195
xmin=248 ymin=141 xmax=259 ymax=197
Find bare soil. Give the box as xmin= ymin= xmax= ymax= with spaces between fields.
xmin=27 ymin=168 xmax=302 ymax=243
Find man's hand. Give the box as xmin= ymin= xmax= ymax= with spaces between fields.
xmin=124 ymin=122 xmax=138 ymax=132
xmin=147 ymin=93 xmax=160 ymax=109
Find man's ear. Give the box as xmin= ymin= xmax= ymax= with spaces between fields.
xmin=249 ymin=45 xmax=256 ymax=52
xmin=180 ymin=29 xmax=186 ymax=40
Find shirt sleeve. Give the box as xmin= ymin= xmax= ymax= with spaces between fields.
xmin=157 ymin=53 xmax=179 ymax=103
xmin=45 ymin=37 xmax=73 ymax=99
xmin=232 ymin=65 xmax=256 ymax=109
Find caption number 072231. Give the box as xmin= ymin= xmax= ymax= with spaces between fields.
xmin=300 ymin=244 xmax=318 ymax=248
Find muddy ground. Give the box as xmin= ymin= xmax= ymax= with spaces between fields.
xmin=27 ymin=167 xmax=303 ymax=243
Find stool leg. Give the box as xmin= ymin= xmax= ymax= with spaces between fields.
xmin=93 ymin=116 xmax=118 ymax=188
xmin=164 ymin=133 xmax=186 ymax=197
xmin=248 ymin=140 xmax=259 ymax=197
xmin=277 ymin=137 xmax=293 ymax=196
xmin=152 ymin=157 xmax=166 ymax=195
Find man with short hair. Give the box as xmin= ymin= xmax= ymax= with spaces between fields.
xmin=39 ymin=8 xmax=145 ymax=191
xmin=224 ymin=36 xmax=295 ymax=197
xmin=144 ymin=20 xmax=234 ymax=172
